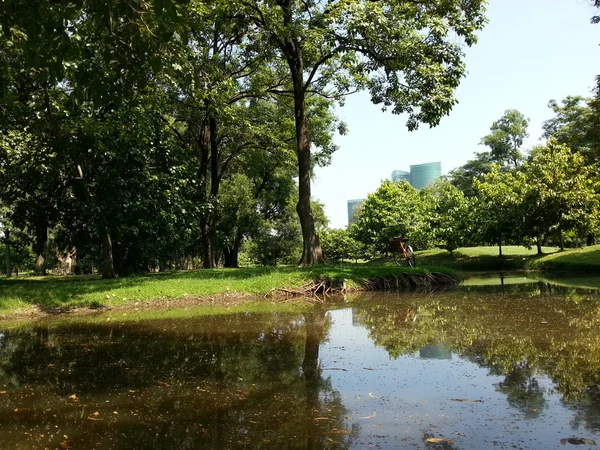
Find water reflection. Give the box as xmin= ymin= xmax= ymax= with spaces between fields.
xmin=353 ymin=290 xmax=600 ymax=434
xmin=1 ymin=278 xmax=600 ymax=449
xmin=0 ymin=313 xmax=356 ymax=449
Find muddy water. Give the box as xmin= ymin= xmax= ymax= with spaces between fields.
xmin=1 ymin=275 xmax=600 ymax=449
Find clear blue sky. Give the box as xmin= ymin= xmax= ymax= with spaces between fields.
xmin=313 ymin=0 xmax=600 ymax=229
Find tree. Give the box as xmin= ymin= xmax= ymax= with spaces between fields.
xmin=481 ymin=109 xmax=529 ymax=168
xmin=241 ymin=0 xmax=487 ymax=266
xmin=320 ymin=228 xmax=364 ymax=263
xmin=448 ymin=152 xmax=496 ymax=197
xmin=542 ymin=96 xmax=598 ymax=165
xmin=521 ymin=139 xmax=599 ymax=251
xmin=473 ymin=165 xmax=525 ymax=257
xmin=352 ymin=180 xmax=433 ymax=254
xmin=425 ymin=180 xmax=473 ymax=256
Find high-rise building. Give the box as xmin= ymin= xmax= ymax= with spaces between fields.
xmin=391 ymin=170 xmax=411 ymax=184
xmin=409 ymin=162 xmax=442 ymax=189
xmin=347 ymin=199 xmax=366 ymax=225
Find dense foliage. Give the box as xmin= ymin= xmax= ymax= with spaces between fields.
xmin=0 ymin=0 xmax=487 ymax=276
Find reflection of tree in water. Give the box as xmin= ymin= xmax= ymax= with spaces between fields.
xmin=0 ymin=312 xmax=357 ymax=449
xmin=567 ymin=389 xmax=600 ymax=432
xmin=354 ymin=293 xmax=600 ymax=427
xmin=493 ymin=362 xmax=546 ymax=419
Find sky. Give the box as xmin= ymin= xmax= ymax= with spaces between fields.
xmin=312 ymin=0 xmax=600 ymax=229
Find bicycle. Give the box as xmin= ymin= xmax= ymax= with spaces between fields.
xmin=388 ymin=237 xmax=416 ymax=267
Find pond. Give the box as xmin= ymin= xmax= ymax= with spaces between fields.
xmin=1 ymin=274 xmax=600 ymax=449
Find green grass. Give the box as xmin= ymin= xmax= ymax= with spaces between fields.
xmin=410 ymin=244 xmax=600 ymax=273
xmin=0 ymin=265 xmax=452 ymax=314
xmin=526 ymin=244 xmax=600 ymax=272
xmin=411 ymin=246 xmax=560 ymax=271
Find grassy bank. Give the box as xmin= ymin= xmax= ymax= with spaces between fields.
xmin=0 ymin=265 xmax=452 ymax=316
xmin=412 ymin=244 xmax=600 ymax=273
xmin=526 ymin=245 xmax=600 ymax=272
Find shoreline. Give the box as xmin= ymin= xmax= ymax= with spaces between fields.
xmin=0 ymin=269 xmax=461 ymax=321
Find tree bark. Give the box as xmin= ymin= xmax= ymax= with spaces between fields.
xmin=536 ymin=239 xmax=543 ymax=255
xmin=4 ymin=228 xmax=11 ymax=278
xmin=33 ymin=223 xmax=47 ymax=275
xmin=587 ymin=233 xmax=596 ymax=247
xmin=223 ymin=232 xmax=243 ymax=268
xmin=102 ymin=231 xmax=116 ymax=279
xmin=498 ymin=239 xmax=503 ymax=258
xmin=200 ymin=114 xmax=221 ymax=269
xmin=286 ymin=40 xmax=324 ymax=266
xmin=559 ymin=229 xmax=565 ymax=251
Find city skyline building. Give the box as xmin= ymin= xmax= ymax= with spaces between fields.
xmin=409 ymin=161 xmax=442 ymax=189
xmin=391 ymin=169 xmax=411 ymax=184
xmin=347 ymin=198 xmax=366 ymax=225
xmin=346 ymin=162 xmax=441 ymax=226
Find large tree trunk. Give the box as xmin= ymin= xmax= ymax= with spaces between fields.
xmin=201 ymin=115 xmax=221 ymax=269
xmin=102 ymin=231 xmax=116 ymax=279
xmin=33 ymin=223 xmax=47 ymax=275
xmin=223 ymin=232 xmax=243 ymax=268
xmin=536 ymin=239 xmax=543 ymax=255
xmin=202 ymin=217 xmax=215 ymax=269
xmin=286 ymin=41 xmax=324 ymax=266
xmin=587 ymin=233 xmax=596 ymax=247
xmin=559 ymin=229 xmax=565 ymax=251
xmin=4 ymin=228 xmax=11 ymax=278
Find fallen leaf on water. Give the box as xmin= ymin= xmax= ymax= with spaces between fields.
xmin=59 ymin=440 xmax=75 ymax=449
xmin=0 ymin=391 xmax=7 ymax=395
xmin=368 ymin=393 xmax=377 ymax=398
xmin=426 ymin=438 xmax=456 ymax=444
xmin=560 ymin=438 xmax=596 ymax=446
xmin=68 ymin=394 xmax=77 ymax=400
xmin=361 ymin=412 xmax=376 ymax=419
xmin=449 ymin=398 xmax=483 ymax=403
xmin=87 ymin=417 xmax=103 ymax=421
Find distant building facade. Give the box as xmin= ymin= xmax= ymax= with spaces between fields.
xmin=410 ymin=162 xmax=442 ymax=189
xmin=391 ymin=170 xmax=411 ymax=184
xmin=347 ymin=198 xmax=366 ymax=225
xmin=390 ymin=161 xmax=441 ymax=189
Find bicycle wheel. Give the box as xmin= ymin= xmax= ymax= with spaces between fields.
xmin=405 ymin=247 xmax=416 ymax=267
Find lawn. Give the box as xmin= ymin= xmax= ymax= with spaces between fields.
xmin=0 ymin=265 xmax=451 ymax=314
xmin=527 ymin=244 xmax=600 ymax=272
xmin=408 ymin=245 xmax=560 ymax=271
xmin=412 ymin=244 xmax=600 ymax=273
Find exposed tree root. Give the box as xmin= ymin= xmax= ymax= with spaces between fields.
xmin=266 ymin=276 xmax=346 ymax=302
xmin=266 ymin=272 xmax=461 ymax=300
